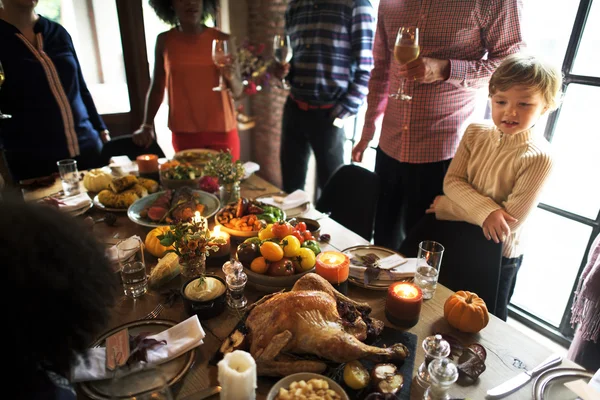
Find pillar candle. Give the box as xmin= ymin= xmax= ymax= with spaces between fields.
xmin=209 ymin=225 xmax=231 ymax=258
xmin=136 ymin=154 xmax=159 ymax=174
xmin=217 ymin=350 xmax=256 ymax=400
xmin=385 ymin=281 xmax=423 ymax=328
xmin=315 ymin=251 xmax=350 ymax=284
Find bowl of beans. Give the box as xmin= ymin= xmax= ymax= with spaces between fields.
xmin=267 ymin=373 xmax=349 ymax=400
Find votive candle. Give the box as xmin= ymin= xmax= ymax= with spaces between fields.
xmin=209 ymin=225 xmax=231 ymax=258
xmin=315 ymin=251 xmax=350 ymax=284
xmin=217 ymin=350 xmax=256 ymax=400
xmin=136 ymin=154 xmax=159 ymax=174
xmin=385 ymin=281 xmax=423 ymax=328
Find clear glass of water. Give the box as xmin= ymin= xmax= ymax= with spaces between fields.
xmin=56 ymin=159 xmax=80 ymax=196
xmin=414 ymin=240 xmax=445 ymax=300
xmin=117 ymin=237 xmax=147 ymax=298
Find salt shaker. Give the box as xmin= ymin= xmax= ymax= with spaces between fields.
xmin=423 ymin=357 xmax=458 ymax=400
xmin=416 ymin=334 xmax=451 ymax=388
xmin=222 ymin=259 xmax=248 ymax=309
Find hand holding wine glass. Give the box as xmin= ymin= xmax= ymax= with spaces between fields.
xmin=273 ymin=34 xmax=293 ymax=90
xmin=0 ymin=61 xmax=12 ymax=119
xmin=389 ymin=26 xmax=420 ymax=101
xmin=212 ymin=39 xmax=233 ymax=92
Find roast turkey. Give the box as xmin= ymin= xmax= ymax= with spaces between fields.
xmin=244 ymin=273 xmax=409 ymax=376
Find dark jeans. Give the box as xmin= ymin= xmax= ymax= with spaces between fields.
xmin=374 ymin=147 xmax=451 ymax=250
xmin=496 ymin=254 xmax=523 ymax=321
xmin=280 ymin=97 xmax=345 ymax=194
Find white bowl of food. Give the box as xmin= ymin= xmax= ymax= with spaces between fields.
xmin=267 ymin=372 xmax=349 ymax=400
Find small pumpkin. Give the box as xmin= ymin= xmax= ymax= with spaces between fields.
xmin=444 ymin=291 xmax=489 ymax=333
xmin=83 ymin=168 xmax=113 ymax=192
xmin=145 ymin=226 xmax=175 ymax=257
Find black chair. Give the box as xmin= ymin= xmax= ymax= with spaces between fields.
xmin=399 ymin=214 xmax=503 ymax=315
xmin=99 ymin=135 xmax=165 ymax=166
xmin=315 ymin=164 xmax=380 ymax=241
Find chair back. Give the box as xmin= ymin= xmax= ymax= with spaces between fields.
xmin=399 ymin=214 xmax=503 ymax=315
xmin=315 ymin=164 xmax=380 ymax=241
xmin=99 ymin=135 xmax=165 ymax=166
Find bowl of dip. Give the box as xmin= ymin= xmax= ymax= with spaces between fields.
xmin=181 ymin=275 xmax=227 ymax=320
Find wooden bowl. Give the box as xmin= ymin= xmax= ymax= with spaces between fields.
xmin=243 ymin=266 xmax=315 ymax=292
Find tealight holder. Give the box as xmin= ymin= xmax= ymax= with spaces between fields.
xmin=222 ymin=259 xmax=248 ymax=310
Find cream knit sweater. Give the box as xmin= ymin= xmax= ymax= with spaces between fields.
xmin=435 ymin=123 xmax=553 ymax=258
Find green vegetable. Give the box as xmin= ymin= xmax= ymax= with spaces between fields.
xmin=256 ymin=212 xmax=277 ymax=223
xmin=302 ymin=240 xmax=321 ymax=255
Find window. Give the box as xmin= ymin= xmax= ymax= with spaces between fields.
xmin=36 ymin=0 xmax=130 ymax=114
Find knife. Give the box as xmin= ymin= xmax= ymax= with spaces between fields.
xmin=486 ymin=354 xmax=562 ymax=398
xmin=178 ymin=385 xmax=221 ymax=400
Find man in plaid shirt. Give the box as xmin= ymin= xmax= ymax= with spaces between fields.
xmin=280 ymin=0 xmax=376 ymax=194
xmin=352 ymin=0 xmax=523 ymax=249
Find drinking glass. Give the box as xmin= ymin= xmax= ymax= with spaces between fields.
xmin=56 ymin=159 xmax=80 ymax=196
xmin=273 ymin=34 xmax=293 ymax=89
xmin=109 ymin=365 xmax=173 ymax=399
xmin=0 ymin=61 xmax=11 ymax=119
xmin=389 ymin=26 xmax=420 ymax=101
xmin=117 ymin=236 xmax=148 ymax=298
xmin=414 ymin=240 xmax=444 ymax=299
xmin=212 ymin=39 xmax=233 ymax=91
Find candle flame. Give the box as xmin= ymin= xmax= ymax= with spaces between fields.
xmin=393 ymin=283 xmax=419 ymax=299
xmin=193 ymin=211 xmax=202 ymax=224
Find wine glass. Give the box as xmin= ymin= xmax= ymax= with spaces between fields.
xmin=273 ymin=34 xmax=293 ymax=90
xmin=0 ymin=61 xmax=12 ymax=119
xmin=212 ymin=39 xmax=233 ymax=92
xmin=389 ymin=26 xmax=420 ymax=101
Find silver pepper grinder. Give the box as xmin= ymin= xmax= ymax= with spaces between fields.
xmin=416 ymin=334 xmax=451 ymax=388
xmin=423 ymin=357 xmax=458 ymax=400
xmin=222 ymin=259 xmax=248 ymax=309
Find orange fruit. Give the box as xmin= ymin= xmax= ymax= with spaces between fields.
xmin=260 ymin=241 xmax=284 ymax=262
xmin=250 ymin=256 xmax=269 ymax=274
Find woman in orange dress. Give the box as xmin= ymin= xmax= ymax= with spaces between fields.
xmin=134 ymin=0 xmax=242 ymax=159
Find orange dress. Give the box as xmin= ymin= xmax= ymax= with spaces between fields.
xmin=163 ymin=27 xmax=239 ymax=158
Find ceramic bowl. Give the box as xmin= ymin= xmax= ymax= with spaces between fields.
xmin=267 ymin=372 xmax=349 ymax=400
xmin=243 ymin=266 xmax=315 ymax=293
xmin=181 ymin=275 xmax=227 ymax=320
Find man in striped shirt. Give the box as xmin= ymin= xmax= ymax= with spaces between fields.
xmin=280 ymin=0 xmax=376 ymax=194
xmin=352 ymin=0 xmax=523 ymax=249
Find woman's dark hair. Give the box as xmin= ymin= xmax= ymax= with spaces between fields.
xmin=149 ymin=0 xmax=218 ymax=26
xmin=3 ymin=200 xmax=118 ymax=383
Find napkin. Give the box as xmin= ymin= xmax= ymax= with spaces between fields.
xmin=259 ymin=189 xmax=310 ymax=211
xmin=58 ymin=192 xmax=92 ymax=212
xmin=349 ymin=257 xmax=418 ymax=281
xmin=105 ymin=235 xmax=142 ymax=264
xmin=71 ymin=315 xmax=206 ymax=382
xmin=243 ymin=161 xmax=260 ymax=179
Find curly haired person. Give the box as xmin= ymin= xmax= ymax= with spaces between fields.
xmin=134 ymin=0 xmax=243 ymax=159
xmin=2 ymin=199 xmax=118 ymax=399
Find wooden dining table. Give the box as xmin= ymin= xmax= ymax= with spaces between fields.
xmin=25 ymin=173 xmax=581 ymax=400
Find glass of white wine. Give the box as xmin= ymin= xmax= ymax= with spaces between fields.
xmin=389 ymin=26 xmax=420 ymax=101
xmin=212 ymin=39 xmax=233 ymax=92
xmin=0 ymin=61 xmax=12 ymax=119
xmin=273 ymin=34 xmax=293 ymax=90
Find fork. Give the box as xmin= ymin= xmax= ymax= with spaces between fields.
xmin=143 ymin=303 xmax=164 ymax=320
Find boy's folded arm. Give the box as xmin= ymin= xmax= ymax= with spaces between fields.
xmin=502 ymin=153 xmax=554 ymax=231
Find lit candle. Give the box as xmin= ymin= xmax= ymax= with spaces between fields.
xmin=315 ymin=251 xmax=350 ymax=284
xmin=192 ymin=211 xmax=206 ymax=226
xmin=385 ymin=282 xmax=423 ymax=328
xmin=209 ymin=225 xmax=231 ymax=258
xmin=136 ymin=154 xmax=159 ymax=174
xmin=217 ymin=350 xmax=257 ymax=400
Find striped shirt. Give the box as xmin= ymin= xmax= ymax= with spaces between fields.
xmin=435 ymin=123 xmax=553 ymax=258
xmin=361 ymin=0 xmax=523 ymax=163
xmin=285 ymin=0 xmax=376 ymax=118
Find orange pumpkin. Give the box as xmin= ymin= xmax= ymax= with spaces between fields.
xmin=444 ymin=291 xmax=490 ymax=333
xmin=145 ymin=226 xmax=175 ymax=257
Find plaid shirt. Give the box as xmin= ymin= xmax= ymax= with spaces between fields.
xmin=362 ymin=0 xmax=523 ymax=163
xmin=285 ymin=0 xmax=376 ymax=118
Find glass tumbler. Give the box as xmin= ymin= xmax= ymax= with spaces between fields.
xmin=414 ymin=240 xmax=445 ymax=299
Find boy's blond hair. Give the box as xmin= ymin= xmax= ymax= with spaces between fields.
xmin=489 ymin=53 xmax=563 ymax=111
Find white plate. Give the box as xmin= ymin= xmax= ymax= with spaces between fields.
xmin=78 ymin=319 xmax=195 ymax=400
xmin=93 ymin=194 xmax=128 ymax=213
xmin=532 ymin=367 xmax=594 ymax=400
xmin=267 ymin=372 xmax=349 ymax=400
xmin=342 ymin=245 xmax=412 ymax=291
xmin=67 ymin=201 xmax=94 ymax=217
xmin=255 ymin=192 xmax=311 ymax=219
